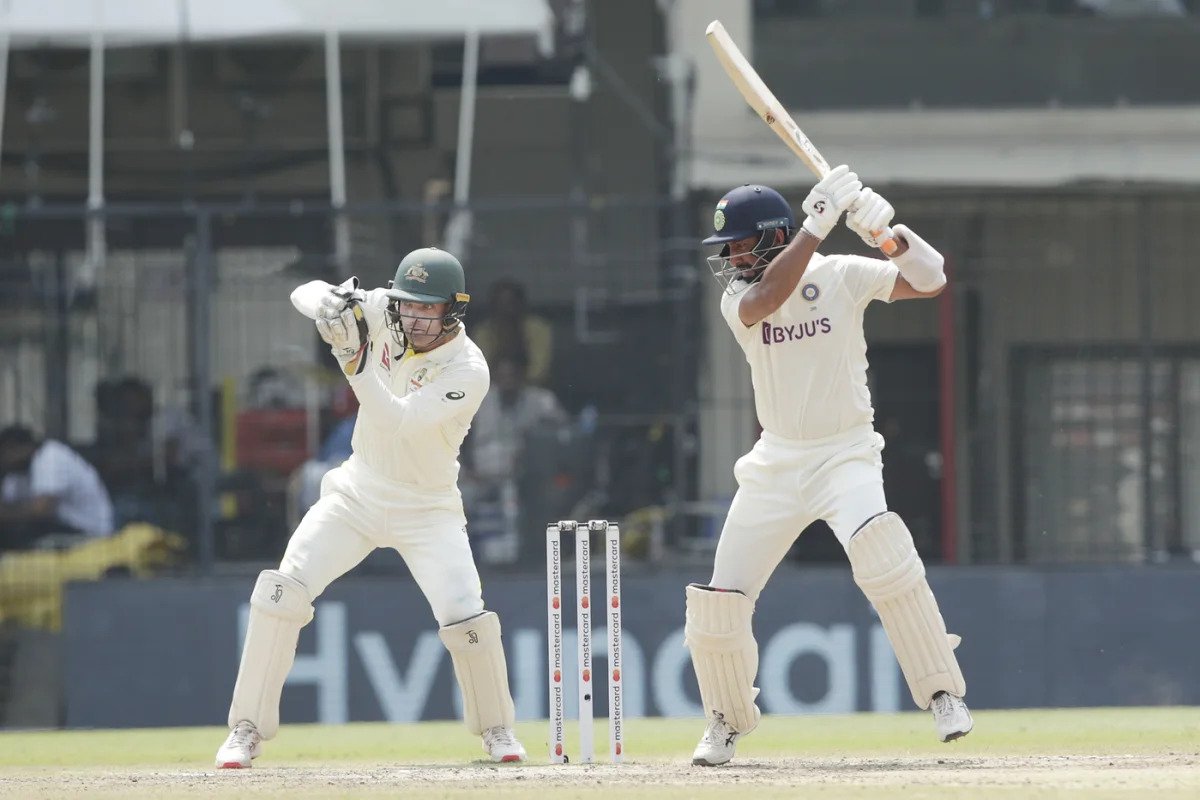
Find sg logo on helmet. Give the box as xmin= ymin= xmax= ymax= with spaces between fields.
xmin=405 ymin=264 xmax=430 ymax=283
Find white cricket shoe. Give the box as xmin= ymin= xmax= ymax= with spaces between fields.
xmin=215 ymin=720 xmax=262 ymax=768
xmin=482 ymin=726 xmax=527 ymax=763
xmin=692 ymin=715 xmax=741 ymax=766
xmin=931 ymin=691 xmax=973 ymax=742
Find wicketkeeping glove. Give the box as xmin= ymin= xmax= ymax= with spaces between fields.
xmin=316 ymin=278 xmax=370 ymax=376
xmin=316 ymin=276 xmax=366 ymax=319
xmin=800 ymin=165 xmax=863 ymax=240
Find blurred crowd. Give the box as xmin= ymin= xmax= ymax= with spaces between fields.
xmin=0 ymin=277 xmax=678 ymax=569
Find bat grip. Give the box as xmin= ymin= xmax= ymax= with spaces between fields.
xmin=847 ymin=197 xmax=899 ymax=255
xmin=876 ymin=228 xmax=899 ymax=256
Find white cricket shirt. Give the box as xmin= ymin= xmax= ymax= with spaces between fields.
xmin=720 ymin=253 xmax=898 ymax=441
xmin=291 ymin=282 xmax=489 ymax=491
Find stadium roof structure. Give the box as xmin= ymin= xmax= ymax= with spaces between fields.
xmin=0 ymin=0 xmax=555 ymax=266
xmin=0 ymin=0 xmax=554 ymax=49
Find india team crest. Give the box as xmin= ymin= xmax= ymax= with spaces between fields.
xmin=714 ymin=209 xmax=726 ymax=231
xmin=405 ymin=264 xmax=430 ymax=283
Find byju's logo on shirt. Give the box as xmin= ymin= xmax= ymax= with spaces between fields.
xmin=761 ymin=317 xmax=831 ymax=345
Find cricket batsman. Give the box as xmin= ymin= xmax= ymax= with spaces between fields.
xmin=215 ymin=247 xmax=526 ymax=767
xmin=686 ymin=167 xmax=973 ymax=766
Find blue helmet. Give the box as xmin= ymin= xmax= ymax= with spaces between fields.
xmin=702 ymin=184 xmax=795 ymax=246
xmin=703 ymin=185 xmax=795 ymax=293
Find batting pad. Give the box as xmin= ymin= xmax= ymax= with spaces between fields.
xmin=848 ymin=513 xmax=965 ymax=709
xmin=228 ymin=570 xmax=315 ymax=739
xmin=438 ymin=611 xmax=516 ymax=735
xmin=684 ymin=584 xmax=761 ymax=735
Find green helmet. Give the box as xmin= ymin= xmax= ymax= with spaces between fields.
xmin=386 ymin=247 xmax=467 ymax=304
xmin=383 ymin=247 xmax=471 ymax=348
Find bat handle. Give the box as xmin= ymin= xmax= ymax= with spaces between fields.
xmin=847 ymin=197 xmax=899 ymax=255
xmin=875 ymin=227 xmax=899 ymax=256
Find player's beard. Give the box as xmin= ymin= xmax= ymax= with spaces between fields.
xmin=731 ymin=234 xmax=785 ymax=283
xmin=732 ymin=251 xmax=772 ymax=283
xmin=735 ymin=262 xmax=767 ymax=282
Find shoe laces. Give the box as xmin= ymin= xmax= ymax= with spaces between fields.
xmin=226 ymin=721 xmax=258 ymax=748
xmin=484 ymin=726 xmax=517 ymax=747
xmin=932 ymin=692 xmax=960 ymax=717
xmin=703 ymin=716 xmax=737 ymax=746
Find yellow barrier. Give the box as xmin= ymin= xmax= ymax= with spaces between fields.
xmin=0 ymin=524 xmax=188 ymax=631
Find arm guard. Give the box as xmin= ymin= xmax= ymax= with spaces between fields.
xmin=891 ymin=224 xmax=946 ymax=293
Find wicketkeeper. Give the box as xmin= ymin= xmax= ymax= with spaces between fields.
xmin=215 ymin=247 xmax=526 ymax=767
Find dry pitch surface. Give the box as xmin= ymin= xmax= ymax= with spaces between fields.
xmin=1 ymin=708 xmax=1198 ymax=799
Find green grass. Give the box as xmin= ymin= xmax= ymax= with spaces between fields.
xmin=3 ymin=707 xmax=1198 ymax=766
xmin=0 ymin=708 xmax=1197 ymax=799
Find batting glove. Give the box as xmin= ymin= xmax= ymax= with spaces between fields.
xmin=801 ymin=165 xmax=862 ymax=240
xmin=846 ymin=188 xmax=896 ymax=250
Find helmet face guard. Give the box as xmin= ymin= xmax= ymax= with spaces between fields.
xmin=702 ymin=184 xmax=795 ymax=294
xmin=707 ymin=231 xmax=790 ymax=295
xmin=384 ymin=290 xmax=470 ymax=351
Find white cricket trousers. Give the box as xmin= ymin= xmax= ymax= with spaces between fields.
xmin=711 ymin=423 xmax=888 ymax=601
xmin=278 ymin=456 xmax=485 ymax=626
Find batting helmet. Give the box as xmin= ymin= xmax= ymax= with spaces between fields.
xmin=702 ymin=184 xmax=795 ymax=246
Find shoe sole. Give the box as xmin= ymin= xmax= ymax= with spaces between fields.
xmin=692 ymin=757 xmax=731 ymax=767
xmin=941 ymin=726 xmax=973 ymax=743
xmin=498 ymin=755 xmax=524 ymax=763
xmin=217 ymin=762 xmax=249 ymax=769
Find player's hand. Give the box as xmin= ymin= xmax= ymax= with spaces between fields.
xmin=316 ymin=276 xmax=366 ymax=320
xmin=801 ymin=165 xmax=862 ymax=240
xmin=316 ymin=301 xmax=368 ymax=374
xmin=315 ymin=303 xmax=356 ymax=346
xmin=846 ymin=188 xmax=895 ymax=249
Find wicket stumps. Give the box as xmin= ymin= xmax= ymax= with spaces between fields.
xmin=546 ymin=519 xmax=623 ymax=764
